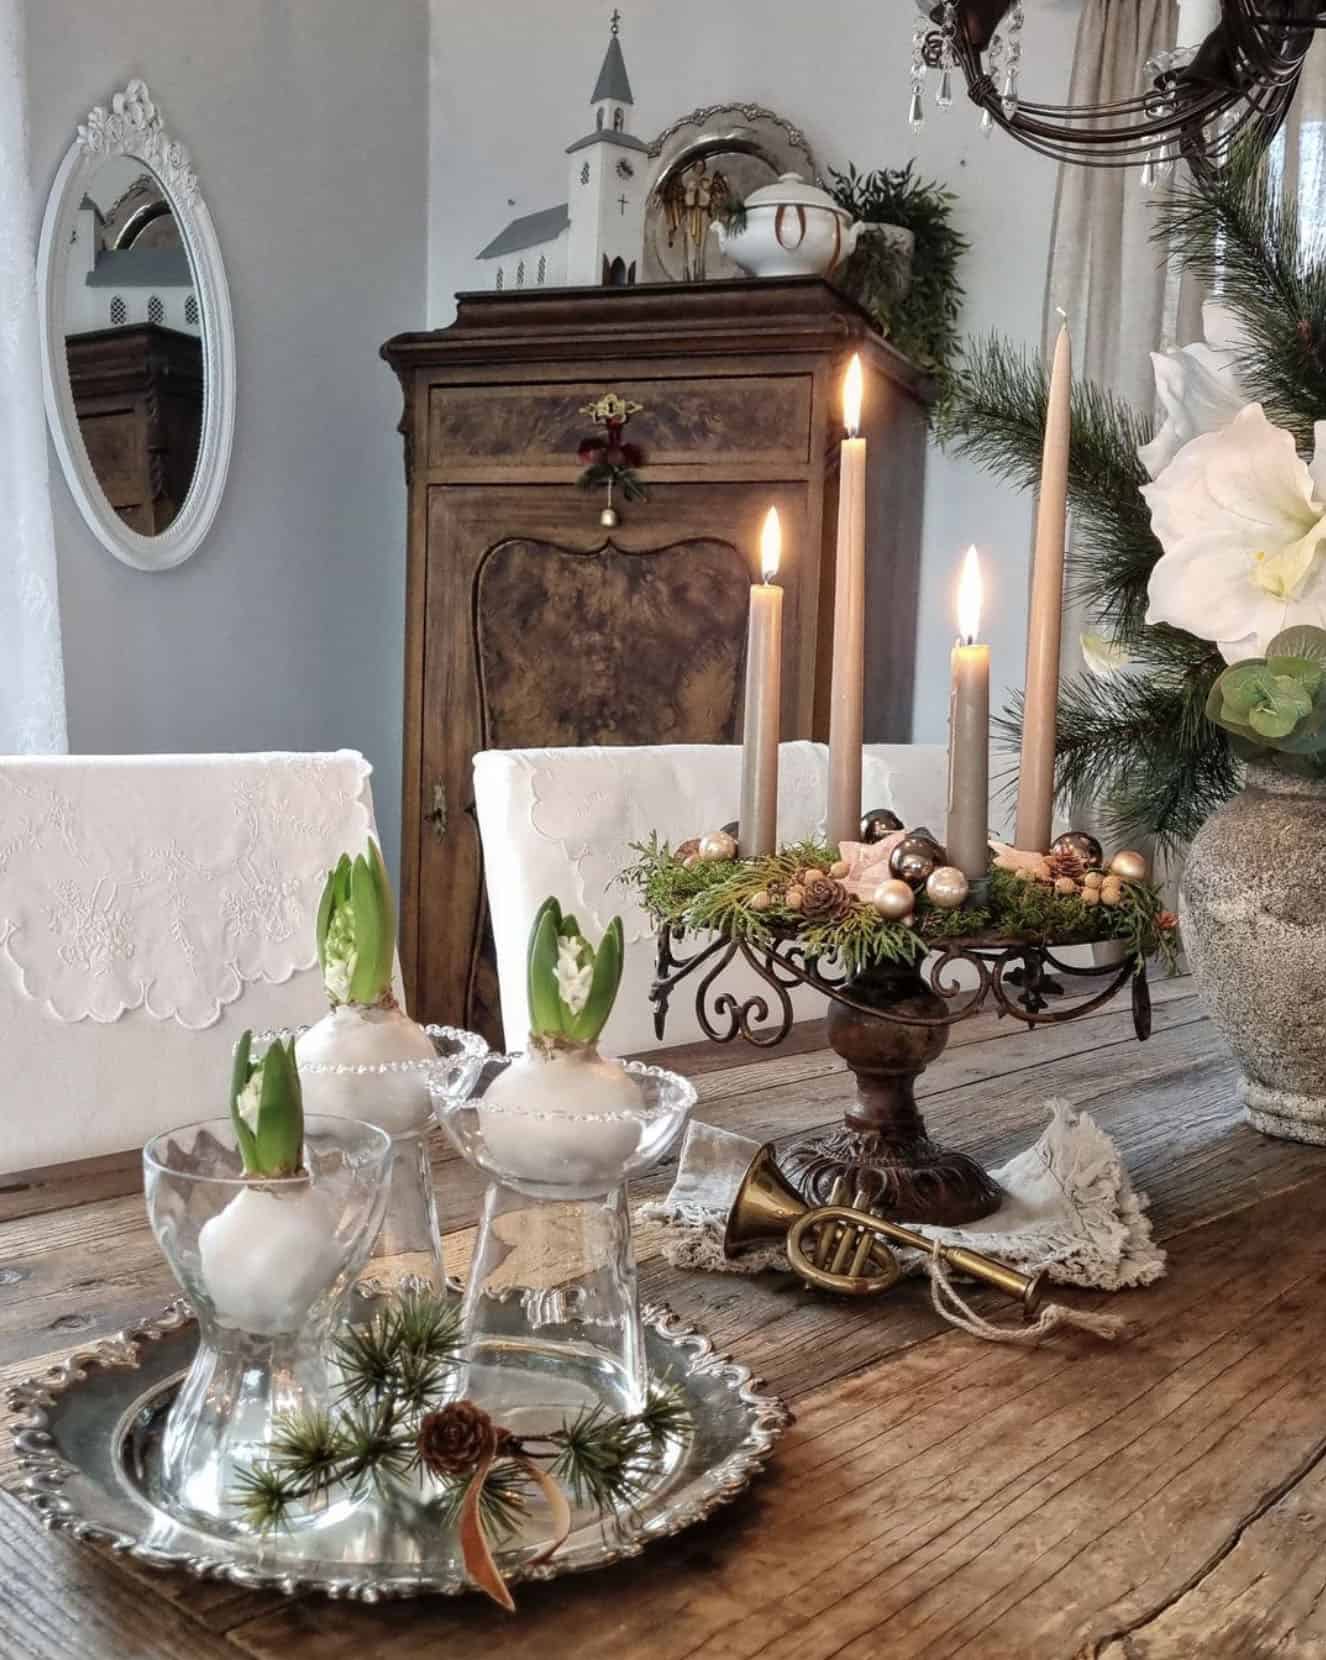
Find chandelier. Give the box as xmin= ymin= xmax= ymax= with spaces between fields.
xmin=911 ymin=0 xmax=1326 ymax=174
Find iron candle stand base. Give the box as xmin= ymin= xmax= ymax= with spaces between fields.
xmin=652 ymin=927 xmax=1150 ymax=1227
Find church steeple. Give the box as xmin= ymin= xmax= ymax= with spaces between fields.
xmin=591 ymin=11 xmax=633 ymax=107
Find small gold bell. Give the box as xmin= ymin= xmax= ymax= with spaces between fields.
xmin=599 ymin=505 xmax=620 ymax=528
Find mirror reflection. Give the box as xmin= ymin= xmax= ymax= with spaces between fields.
xmin=63 ymin=158 xmax=203 ymax=536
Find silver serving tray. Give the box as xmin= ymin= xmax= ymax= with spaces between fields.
xmin=6 ymin=1302 xmax=790 ymax=1603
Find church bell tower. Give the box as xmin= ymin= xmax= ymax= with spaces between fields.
xmin=565 ymin=12 xmax=647 ymax=286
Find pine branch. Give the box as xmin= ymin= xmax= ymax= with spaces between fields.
xmin=333 ymin=1291 xmax=462 ymax=1412
xmin=1152 ymin=147 xmax=1326 ymax=446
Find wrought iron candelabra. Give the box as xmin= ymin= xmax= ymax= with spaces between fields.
xmin=651 ymin=924 xmax=1151 ymax=1227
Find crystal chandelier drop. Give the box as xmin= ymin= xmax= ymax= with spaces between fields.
xmin=909 ymin=0 xmax=1326 ymax=174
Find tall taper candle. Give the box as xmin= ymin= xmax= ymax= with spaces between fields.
xmin=738 ymin=508 xmax=784 ymax=857
xmin=946 ymin=547 xmax=991 ymax=881
xmin=1015 ymin=319 xmax=1071 ymax=852
xmin=827 ymin=354 xmax=867 ymax=850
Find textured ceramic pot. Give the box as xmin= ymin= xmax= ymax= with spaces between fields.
xmin=1180 ymin=760 xmax=1326 ymax=1141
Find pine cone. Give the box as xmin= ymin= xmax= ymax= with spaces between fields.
xmin=417 ymin=1401 xmax=498 ymax=1477
xmin=1045 ymin=850 xmax=1086 ymax=884
xmin=799 ymin=870 xmax=852 ymax=922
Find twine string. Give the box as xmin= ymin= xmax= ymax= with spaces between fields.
xmin=926 ymin=1239 xmax=1133 ymax=1345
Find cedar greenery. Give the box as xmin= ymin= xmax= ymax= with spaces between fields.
xmin=622 ymin=837 xmax=1177 ymax=973
xmin=830 ymin=162 xmax=969 ymax=397
xmin=939 ymin=149 xmax=1326 ymax=849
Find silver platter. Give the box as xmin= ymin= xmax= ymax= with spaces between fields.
xmin=6 ymin=1301 xmax=790 ymax=1603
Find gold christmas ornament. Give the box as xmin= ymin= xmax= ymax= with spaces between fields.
xmin=785 ymin=885 xmax=806 ymax=911
xmin=1083 ymin=870 xmax=1104 ymax=891
xmin=1082 ymin=888 xmax=1101 ymax=907
xmin=829 ymin=859 xmax=849 ymax=879
xmin=599 ymin=505 xmax=620 ymax=528
xmin=1109 ymin=849 xmax=1150 ymax=883
xmin=1054 ymin=876 xmax=1079 ymax=897
xmin=698 ymin=830 xmax=738 ymax=863
xmin=924 ymin=866 xmax=970 ymax=910
xmin=675 ymin=837 xmax=701 ymax=862
xmin=872 ymin=879 xmax=916 ymax=920
xmin=1051 ymin=830 xmax=1104 ymax=869
xmin=750 ymin=891 xmax=771 ymax=912
xmin=1100 ymin=878 xmax=1125 ymax=907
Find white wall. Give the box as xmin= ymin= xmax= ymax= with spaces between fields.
xmin=428 ymin=0 xmax=1083 ymax=749
xmin=25 ymin=0 xmax=431 ymax=875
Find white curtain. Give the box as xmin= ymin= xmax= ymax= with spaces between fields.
xmin=0 ymin=0 xmax=66 ymax=754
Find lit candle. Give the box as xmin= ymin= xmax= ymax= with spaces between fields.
xmin=946 ymin=547 xmax=991 ymax=881
xmin=1015 ymin=319 xmax=1071 ymax=853
xmin=827 ymin=354 xmax=867 ymax=849
xmin=738 ymin=508 xmax=783 ymax=858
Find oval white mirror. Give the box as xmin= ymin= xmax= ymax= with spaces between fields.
xmin=36 ymin=79 xmax=235 ymax=571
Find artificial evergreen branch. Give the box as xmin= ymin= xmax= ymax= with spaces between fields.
xmin=233 ymin=1291 xmax=694 ymax=1611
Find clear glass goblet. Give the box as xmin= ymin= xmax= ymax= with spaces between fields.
xmin=433 ymin=1056 xmax=696 ymax=1430
xmin=262 ymin=1023 xmax=488 ymax=1296
xmin=143 ymin=1113 xmax=392 ymax=1535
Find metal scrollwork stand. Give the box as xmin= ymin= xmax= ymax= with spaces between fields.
xmin=652 ymin=925 xmax=1151 ymax=1227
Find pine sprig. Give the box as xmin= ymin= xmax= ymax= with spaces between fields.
xmin=425 ymin=1458 xmax=533 ymax=1542
xmin=333 ymin=1291 xmax=463 ymax=1412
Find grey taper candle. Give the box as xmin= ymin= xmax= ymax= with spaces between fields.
xmin=946 ymin=547 xmax=991 ymax=880
xmin=738 ymin=509 xmax=784 ymax=858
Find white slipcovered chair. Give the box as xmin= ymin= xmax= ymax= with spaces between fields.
xmin=0 ymin=751 xmax=385 ymax=1175
xmin=472 ymin=741 xmax=950 ymax=1055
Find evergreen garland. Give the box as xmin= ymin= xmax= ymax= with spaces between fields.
xmin=938 ymin=150 xmax=1326 ymax=849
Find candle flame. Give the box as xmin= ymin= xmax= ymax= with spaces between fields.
xmin=760 ymin=507 xmax=782 ymax=583
xmin=843 ymin=353 xmax=863 ymax=437
xmin=957 ymin=545 xmax=982 ymax=644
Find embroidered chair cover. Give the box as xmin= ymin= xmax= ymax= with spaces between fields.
xmin=472 ymin=742 xmax=949 ymax=1054
xmin=0 ymin=751 xmax=379 ymax=1172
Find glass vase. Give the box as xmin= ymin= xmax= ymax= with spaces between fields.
xmin=434 ymin=1055 xmax=695 ymax=1432
xmin=265 ymin=1023 xmax=488 ymax=1296
xmin=143 ymin=1113 xmax=392 ymax=1536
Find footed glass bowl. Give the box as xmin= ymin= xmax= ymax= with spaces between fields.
xmin=432 ymin=1054 xmax=696 ymax=1424
xmin=142 ymin=1113 xmax=391 ymax=1535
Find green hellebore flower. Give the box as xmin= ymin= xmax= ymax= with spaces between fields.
xmin=229 ymin=1030 xmax=304 ymax=1178
xmin=526 ymin=897 xmax=624 ymax=1047
xmin=316 ymin=839 xmax=397 ymax=1007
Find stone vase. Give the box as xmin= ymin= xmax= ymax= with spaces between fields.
xmin=1179 ymin=760 xmax=1326 ymax=1141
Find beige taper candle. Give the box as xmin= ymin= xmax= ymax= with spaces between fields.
xmin=1015 ymin=320 xmax=1071 ymax=852
xmin=738 ymin=508 xmax=784 ymax=858
xmin=827 ymin=354 xmax=867 ymax=849
xmin=946 ymin=548 xmax=991 ymax=880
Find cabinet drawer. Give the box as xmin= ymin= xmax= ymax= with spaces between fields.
xmin=426 ymin=374 xmax=812 ymax=470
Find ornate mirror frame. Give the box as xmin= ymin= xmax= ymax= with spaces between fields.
xmin=36 ymin=79 xmax=235 ymax=571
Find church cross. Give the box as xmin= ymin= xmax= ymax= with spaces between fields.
xmin=617 ymin=193 xmax=629 ymax=215
xmin=611 ymin=8 xmax=620 ymax=34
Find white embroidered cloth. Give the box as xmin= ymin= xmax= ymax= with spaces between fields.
xmin=0 ymin=751 xmax=373 ymax=1029
xmin=640 ymin=1101 xmax=1166 ymax=1291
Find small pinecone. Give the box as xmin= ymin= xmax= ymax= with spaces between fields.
xmin=800 ymin=870 xmax=852 ymax=922
xmin=1045 ymin=850 xmax=1086 ymax=885
xmin=417 ymin=1401 xmax=498 ymax=1477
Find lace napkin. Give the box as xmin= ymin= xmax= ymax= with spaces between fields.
xmin=639 ymin=1100 xmax=1166 ymax=1292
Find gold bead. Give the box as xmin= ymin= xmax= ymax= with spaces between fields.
xmin=1109 ymin=849 xmax=1149 ymax=883
xmin=872 ymin=879 xmax=916 ymax=921
xmin=785 ymin=885 xmax=805 ymax=911
xmin=1054 ymin=876 xmax=1078 ymax=897
xmin=829 ymin=859 xmax=849 ymax=879
xmin=698 ymin=830 xmax=738 ymax=863
xmin=750 ymin=891 xmax=771 ymax=911
xmin=1100 ymin=878 xmax=1124 ymax=907
xmin=924 ymin=865 xmax=970 ymax=910
xmin=1083 ymin=871 xmax=1103 ymax=891
xmin=1082 ymin=888 xmax=1100 ymax=907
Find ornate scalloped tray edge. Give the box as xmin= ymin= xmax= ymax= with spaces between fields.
xmin=5 ymin=1300 xmax=791 ymax=1603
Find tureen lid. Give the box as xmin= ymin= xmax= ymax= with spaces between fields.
xmin=742 ymin=171 xmax=846 ymax=215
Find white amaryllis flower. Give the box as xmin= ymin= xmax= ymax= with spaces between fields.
xmin=1143 ymin=403 xmax=1326 ymax=661
xmin=555 ymin=934 xmax=593 ymax=1016
xmin=1138 ymin=301 xmax=1247 ymax=481
xmin=1080 ymin=632 xmax=1133 ymax=677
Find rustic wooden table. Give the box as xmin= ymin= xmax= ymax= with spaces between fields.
xmin=3 ymin=974 xmax=1324 ymax=1660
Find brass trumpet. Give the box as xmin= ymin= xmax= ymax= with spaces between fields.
xmin=724 ymin=1144 xmax=1046 ymax=1316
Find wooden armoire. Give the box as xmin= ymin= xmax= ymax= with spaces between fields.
xmin=382 ymin=276 xmax=931 ymax=1041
